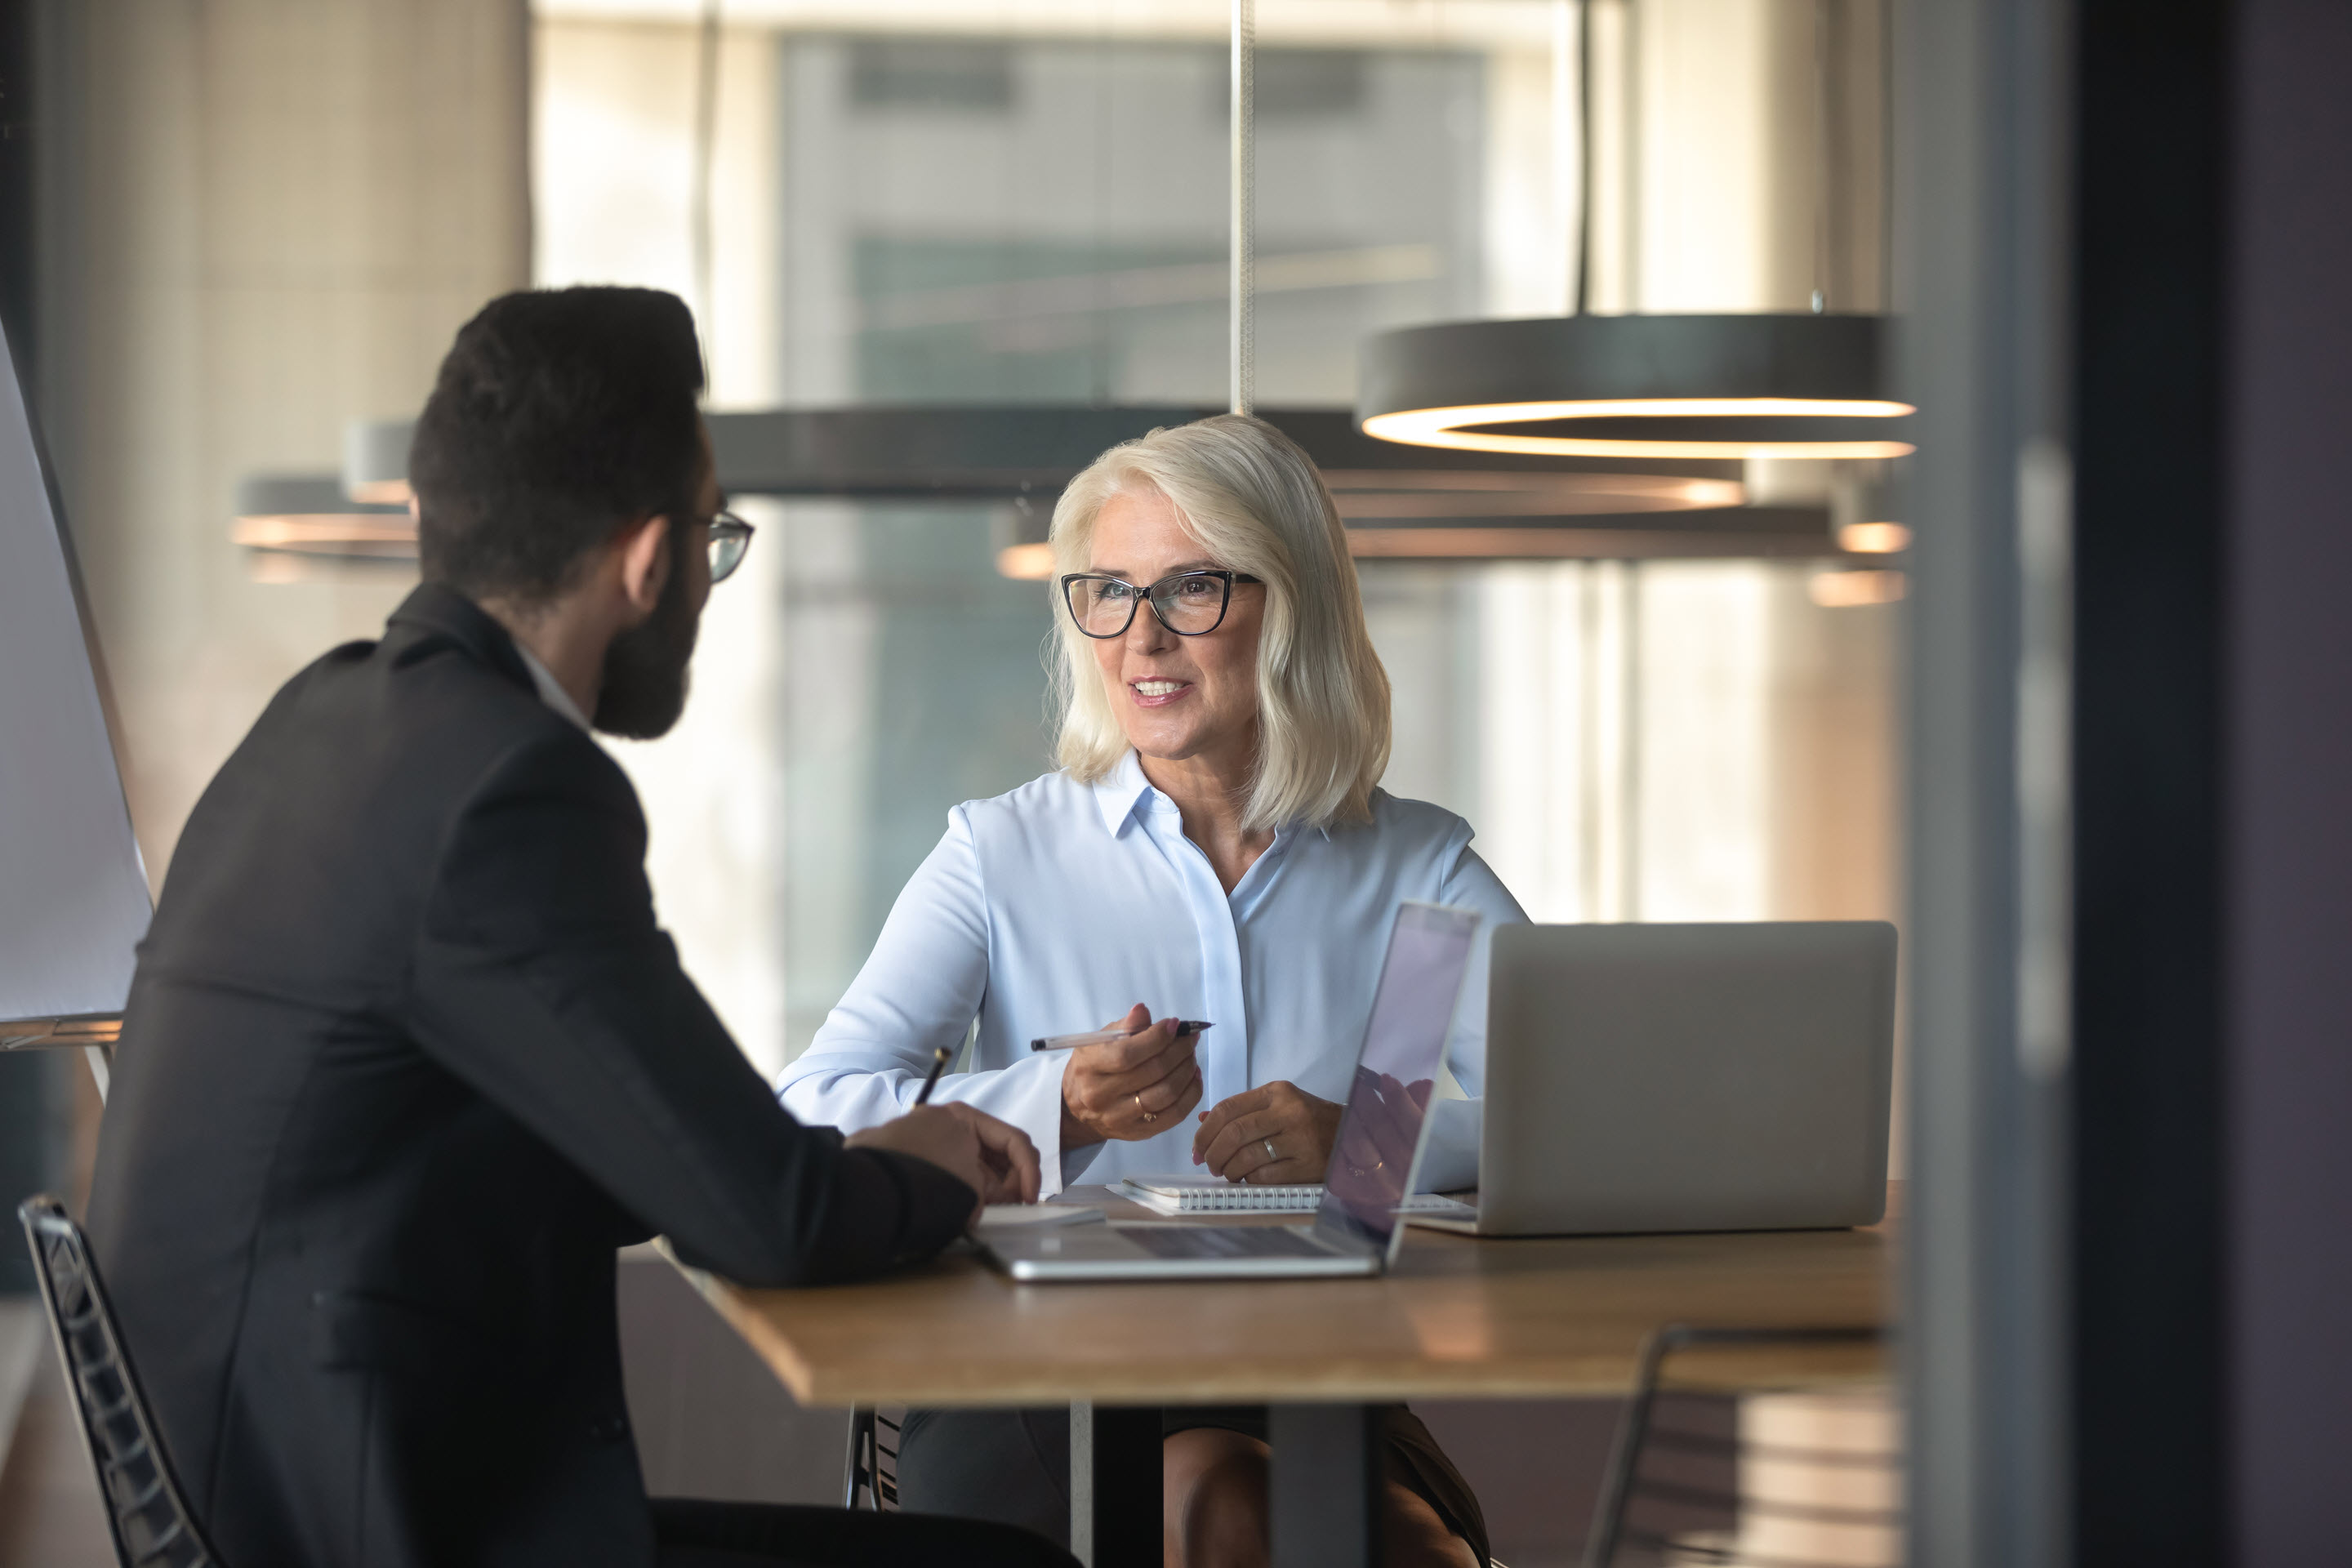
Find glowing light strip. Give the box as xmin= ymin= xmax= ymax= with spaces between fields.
xmin=1364 ymin=397 xmax=1918 ymax=460
xmin=1343 ymin=528 xmax=1824 ymax=559
xmin=232 ymin=515 xmax=418 ymax=550
xmin=996 ymin=542 xmax=1057 ymax=580
xmin=1838 ymin=520 xmax=1913 ymax=554
xmin=1809 ymin=568 xmax=1908 ymax=607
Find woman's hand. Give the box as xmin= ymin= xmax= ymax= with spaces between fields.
xmin=1191 ymin=1080 xmax=1343 ymax=1183
xmin=1059 ymin=1004 xmax=1204 ymax=1151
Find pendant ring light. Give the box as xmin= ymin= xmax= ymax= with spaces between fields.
xmin=1361 ymin=313 xmax=1909 ymax=460
xmin=1358 ymin=0 xmax=1912 ymax=461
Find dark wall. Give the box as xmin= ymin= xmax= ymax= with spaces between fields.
xmin=2072 ymin=0 xmax=2352 ymax=1559
xmin=2225 ymin=0 xmax=2352 ymax=1558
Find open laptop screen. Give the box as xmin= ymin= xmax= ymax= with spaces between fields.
xmin=1314 ymin=902 xmax=1481 ymax=1254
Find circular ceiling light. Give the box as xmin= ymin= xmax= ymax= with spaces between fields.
xmin=1359 ymin=314 xmax=1915 ymax=461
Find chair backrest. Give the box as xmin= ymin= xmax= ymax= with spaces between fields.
xmin=841 ymin=1406 xmax=902 ymax=1512
xmin=1585 ymin=1324 xmax=1896 ymax=1568
xmin=16 ymin=1196 xmax=221 ymax=1568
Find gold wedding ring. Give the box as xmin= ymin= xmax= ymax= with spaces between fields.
xmin=1137 ymin=1092 xmax=1156 ymax=1125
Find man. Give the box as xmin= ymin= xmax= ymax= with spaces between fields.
xmin=86 ymin=287 xmax=1067 ymax=1568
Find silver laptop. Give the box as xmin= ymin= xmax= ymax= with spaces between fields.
xmin=982 ymin=902 xmax=1481 ymax=1281
xmin=1412 ymin=920 xmax=1897 ymax=1237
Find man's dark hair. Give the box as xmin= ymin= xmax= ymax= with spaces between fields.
xmin=412 ymin=287 xmax=707 ymax=604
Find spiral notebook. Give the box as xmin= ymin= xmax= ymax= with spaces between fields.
xmin=1117 ymin=1176 xmax=1472 ymax=1218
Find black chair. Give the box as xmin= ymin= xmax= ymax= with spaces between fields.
xmin=842 ymin=1406 xmax=903 ymax=1511
xmin=16 ymin=1196 xmax=220 ymax=1567
xmin=1584 ymin=1324 xmax=1895 ymax=1568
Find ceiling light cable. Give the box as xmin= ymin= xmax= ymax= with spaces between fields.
xmin=1229 ymin=0 xmax=1255 ymax=416
xmin=1811 ymin=0 xmax=1833 ymax=314
xmin=691 ymin=0 xmax=723 ymax=335
xmin=1575 ymin=0 xmax=1595 ymax=316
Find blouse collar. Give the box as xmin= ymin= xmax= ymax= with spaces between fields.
xmin=1087 ymin=751 xmax=1330 ymax=847
xmin=1090 ymin=750 xmax=1158 ymax=837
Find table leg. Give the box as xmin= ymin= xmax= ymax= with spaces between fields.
xmin=1069 ymin=1401 xmax=1160 ymax=1568
xmin=1271 ymin=1402 xmax=1381 ymax=1568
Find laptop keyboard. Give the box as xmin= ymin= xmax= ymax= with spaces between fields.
xmin=1121 ymin=1226 xmax=1339 ymax=1260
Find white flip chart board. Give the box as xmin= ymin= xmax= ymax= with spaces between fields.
xmin=0 ymin=322 xmax=152 ymax=1039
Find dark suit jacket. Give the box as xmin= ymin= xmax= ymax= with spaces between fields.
xmin=86 ymin=583 xmax=973 ymax=1568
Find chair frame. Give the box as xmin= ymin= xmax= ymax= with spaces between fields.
xmin=1583 ymin=1323 xmax=1891 ymax=1568
xmin=17 ymin=1195 xmax=221 ymax=1568
xmin=842 ymin=1405 xmax=902 ymax=1511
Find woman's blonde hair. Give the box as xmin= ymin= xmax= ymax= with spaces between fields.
xmin=1048 ymin=414 xmax=1392 ymax=831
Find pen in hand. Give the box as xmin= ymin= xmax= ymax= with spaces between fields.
xmin=912 ymin=1045 xmax=953 ymax=1105
xmin=1030 ymin=1021 xmax=1213 ymax=1052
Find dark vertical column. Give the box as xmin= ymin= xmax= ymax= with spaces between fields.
xmin=1896 ymin=0 xmax=2072 ymax=1557
xmin=2069 ymin=2 xmax=2230 ymax=1562
xmin=0 ymin=0 xmax=30 ymax=360
xmin=2226 ymin=0 xmax=2352 ymax=1559
xmin=1270 ymin=1403 xmax=1380 ymax=1568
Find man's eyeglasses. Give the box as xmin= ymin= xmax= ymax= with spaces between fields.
xmin=1060 ymin=569 xmax=1261 ymax=639
xmin=708 ymin=510 xmax=755 ymax=584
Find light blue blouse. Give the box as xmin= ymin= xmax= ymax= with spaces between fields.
xmin=774 ymin=751 xmax=1528 ymax=1196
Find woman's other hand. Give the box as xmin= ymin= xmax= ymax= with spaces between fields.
xmin=1059 ymin=1004 xmax=1204 ymax=1150
xmin=1192 ymin=1080 xmax=1343 ymax=1183
xmin=849 ymin=1102 xmax=1042 ymax=1219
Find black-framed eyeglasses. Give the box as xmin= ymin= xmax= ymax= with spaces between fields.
xmin=1059 ymin=568 xmax=1262 ymax=639
xmin=707 ymin=510 xmax=755 ymax=584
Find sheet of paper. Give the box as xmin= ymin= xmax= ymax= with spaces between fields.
xmin=974 ymin=1203 xmax=1106 ymax=1229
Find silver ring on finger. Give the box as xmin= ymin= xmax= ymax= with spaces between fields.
xmin=1137 ymin=1092 xmax=1156 ymax=1125
xmin=1262 ymin=1137 xmax=1278 ymax=1165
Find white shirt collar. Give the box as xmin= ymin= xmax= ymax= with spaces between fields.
xmin=1086 ymin=750 xmax=1325 ymax=849
xmin=1089 ymin=750 xmax=1157 ymax=836
xmin=514 ymin=643 xmax=592 ymax=732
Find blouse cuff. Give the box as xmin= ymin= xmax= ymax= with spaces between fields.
xmin=1416 ymin=1097 xmax=1482 ymax=1193
xmin=980 ymin=1047 xmax=1080 ymax=1199
xmin=1036 ymin=1049 xmax=1076 ymax=1197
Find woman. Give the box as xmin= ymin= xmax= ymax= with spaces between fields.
xmin=777 ymin=415 xmax=1525 ymax=1568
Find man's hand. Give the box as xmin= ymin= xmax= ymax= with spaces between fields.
xmin=849 ymin=1102 xmax=1041 ymax=1221
xmin=1192 ymin=1080 xmax=1343 ymax=1183
xmin=1058 ymin=1004 xmax=1204 ymax=1151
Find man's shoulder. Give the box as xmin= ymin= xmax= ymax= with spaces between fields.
xmin=140 ymin=608 xmax=622 ymax=1000
xmin=203 ymin=608 xmax=626 ymax=875
xmin=282 ymin=619 xmax=598 ymax=779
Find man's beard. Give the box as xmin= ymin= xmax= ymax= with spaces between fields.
xmin=592 ymin=532 xmax=701 ymax=739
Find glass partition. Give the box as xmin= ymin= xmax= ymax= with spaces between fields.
xmin=535 ymin=1 xmax=1898 ymax=1076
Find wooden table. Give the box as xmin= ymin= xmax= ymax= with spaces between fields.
xmin=679 ymin=1187 xmax=1893 ymax=1568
